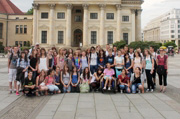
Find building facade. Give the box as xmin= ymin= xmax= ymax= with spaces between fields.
xmin=144 ymin=9 xmax=180 ymax=47
xmin=32 ymin=0 xmax=143 ymax=48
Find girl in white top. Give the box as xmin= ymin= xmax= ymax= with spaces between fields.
xmin=38 ymin=48 xmax=48 ymax=72
xmin=133 ymin=51 xmax=143 ymax=71
xmin=114 ymin=50 xmax=124 ymax=78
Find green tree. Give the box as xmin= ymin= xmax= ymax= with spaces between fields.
xmin=26 ymin=8 xmax=33 ymax=15
xmin=113 ymin=40 xmax=127 ymax=50
xmin=164 ymin=41 xmax=177 ymax=48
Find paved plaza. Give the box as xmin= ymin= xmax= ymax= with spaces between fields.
xmin=0 ymin=55 xmax=180 ymax=119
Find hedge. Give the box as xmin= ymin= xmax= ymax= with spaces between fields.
xmin=113 ymin=41 xmax=162 ymax=51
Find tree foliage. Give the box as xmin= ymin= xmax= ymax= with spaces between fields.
xmin=113 ymin=40 xmax=127 ymax=50
xmin=26 ymin=8 xmax=33 ymax=15
xmin=163 ymin=41 xmax=177 ymax=48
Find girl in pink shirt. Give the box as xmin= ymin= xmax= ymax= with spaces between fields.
xmin=103 ymin=63 xmax=115 ymax=90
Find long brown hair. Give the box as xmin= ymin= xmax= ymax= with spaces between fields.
xmin=83 ymin=67 xmax=90 ymax=79
xmin=63 ymin=65 xmax=69 ymax=75
xmin=40 ymin=48 xmax=47 ymax=57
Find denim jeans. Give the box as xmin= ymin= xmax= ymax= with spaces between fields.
xmin=90 ymin=65 xmax=98 ymax=75
xmin=119 ymin=85 xmax=129 ymax=93
xmin=47 ymin=85 xmax=59 ymax=92
xmin=131 ymin=83 xmax=142 ymax=93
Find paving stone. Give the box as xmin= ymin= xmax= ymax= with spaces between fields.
xmin=79 ymin=96 xmax=94 ymax=102
xmin=53 ymin=111 xmax=75 ymax=119
xmin=160 ymin=111 xmax=180 ymax=119
xmin=116 ymin=106 xmax=138 ymax=113
xmin=77 ymin=102 xmax=95 ymax=109
xmin=96 ymin=103 xmax=116 ymax=111
xmin=138 ymin=108 xmax=164 ymax=118
xmin=76 ymin=109 xmax=96 ymax=117
xmin=119 ymin=112 xmax=143 ymax=119
xmin=36 ymin=115 xmax=53 ymax=119
xmin=97 ymin=111 xmax=120 ymax=119
xmin=57 ymin=104 xmax=77 ymax=112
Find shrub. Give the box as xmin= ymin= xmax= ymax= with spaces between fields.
xmin=163 ymin=41 xmax=177 ymax=48
xmin=128 ymin=41 xmax=161 ymax=51
xmin=113 ymin=40 xmax=127 ymax=50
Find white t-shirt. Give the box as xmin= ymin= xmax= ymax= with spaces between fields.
xmin=152 ymin=52 xmax=158 ymax=60
xmin=90 ymin=53 xmax=97 ymax=65
xmin=115 ymin=56 xmax=124 ymax=69
xmin=129 ymin=53 xmax=134 ymax=59
xmin=105 ymin=51 xmax=109 ymax=57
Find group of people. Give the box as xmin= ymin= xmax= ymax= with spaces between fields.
xmin=7 ymin=43 xmax=168 ymax=96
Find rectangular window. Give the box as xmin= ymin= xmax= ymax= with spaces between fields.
xmin=178 ymin=20 xmax=180 ymax=23
xmin=171 ymin=35 xmax=175 ymax=38
xmin=0 ymin=23 xmax=2 ymax=39
xmin=15 ymin=25 xmax=19 ymax=34
xmin=41 ymin=13 xmax=48 ymax=19
xmin=123 ymin=33 xmax=128 ymax=44
xmin=91 ymin=31 xmax=97 ymax=44
xmin=122 ymin=16 xmax=129 ymax=22
xmin=178 ymin=35 xmax=180 ymax=38
xmin=178 ymin=25 xmax=180 ymax=28
xmin=24 ymin=17 xmax=27 ymax=20
xmin=16 ymin=17 xmax=19 ymax=20
xmin=178 ymin=30 xmax=180 ymax=33
xmin=90 ymin=13 xmax=98 ymax=19
xmin=57 ymin=12 xmax=65 ymax=19
xmin=15 ymin=41 xmax=18 ymax=46
xmin=19 ymin=41 xmax=23 ymax=47
xmin=20 ymin=25 xmax=23 ymax=34
xmin=171 ymin=30 xmax=174 ymax=33
xmin=24 ymin=25 xmax=27 ymax=34
xmin=58 ymin=31 xmax=64 ymax=44
xmin=75 ymin=16 xmax=82 ymax=22
xmin=24 ymin=41 xmax=27 ymax=46
xmin=41 ymin=31 xmax=47 ymax=43
xmin=107 ymin=31 xmax=113 ymax=44
xmin=106 ymin=13 xmax=114 ymax=20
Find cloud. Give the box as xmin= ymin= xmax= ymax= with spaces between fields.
xmin=11 ymin=0 xmax=33 ymax=12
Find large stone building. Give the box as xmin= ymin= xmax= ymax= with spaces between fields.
xmin=0 ymin=0 xmax=143 ymax=48
xmin=144 ymin=9 xmax=180 ymax=47
xmin=33 ymin=0 xmax=143 ymax=47
xmin=0 ymin=0 xmax=33 ymax=47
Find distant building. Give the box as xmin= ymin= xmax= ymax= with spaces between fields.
xmin=0 ymin=0 xmax=33 ymax=47
xmin=144 ymin=9 xmax=180 ymax=47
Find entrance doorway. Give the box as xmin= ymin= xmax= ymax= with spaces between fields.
xmin=74 ymin=29 xmax=82 ymax=47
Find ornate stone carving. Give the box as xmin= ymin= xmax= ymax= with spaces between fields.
xmin=88 ymin=25 xmax=99 ymax=29
xmin=55 ymin=25 xmax=66 ymax=29
xmin=122 ymin=27 xmax=130 ymax=31
xmin=39 ymin=24 xmax=49 ymax=29
xmin=131 ymin=9 xmax=136 ymax=14
xmin=65 ymin=4 xmax=73 ymax=9
xmin=32 ymin=3 xmax=39 ymax=10
xmin=49 ymin=4 xmax=56 ymax=9
xmin=116 ymin=4 xmax=122 ymax=10
xmin=99 ymin=4 xmax=106 ymax=10
xmin=105 ymin=26 xmax=116 ymax=30
xmin=82 ymin=4 xmax=89 ymax=9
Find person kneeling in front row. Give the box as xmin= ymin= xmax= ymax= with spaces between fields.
xmin=45 ymin=69 xmax=61 ymax=94
xmin=130 ymin=67 xmax=144 ymax=94
xmin=24 ymin=70 xmax=37 ymax=96
xmin=118 ymin=69 xmax=131 ymax=93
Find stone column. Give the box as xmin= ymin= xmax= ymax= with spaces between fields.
xmin=32 ymin=3 xmax=39 ymax=45
xmin=82 ymin=4 xmax=89 ymax=46
xmin=65 ymin=4 xmax=72 ymax=46
xmin=131 ymin=9 xmax=136 ymax=42
xmin=116 ymin=4 xmax=122 ymax=42
xmin=49 ymin=4 xmax=56 ymax=45
xmin=99 ymin=4 xmax=106 ymax=46
xmin=136 ymin=9 xmax=142 ymax=41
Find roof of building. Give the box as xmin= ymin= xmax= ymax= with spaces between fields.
xmin=0 ymin=0 xmax=24 ymax=15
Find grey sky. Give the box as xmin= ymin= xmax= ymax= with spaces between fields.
xmin=11 ymin=0 xmax=180 ymax=29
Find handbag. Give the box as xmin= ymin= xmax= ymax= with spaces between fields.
xmin=80 ymin=82 xmax=90 ymax=93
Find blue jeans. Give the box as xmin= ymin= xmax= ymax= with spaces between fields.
xmin=90 ymin=65 xmax=98 ymax=75
xmin=63 ymin=85 xmax=71 ymax=93
xmin=119 ymin=85 xmax=130 ymax=93
xmin=131 ymin=83 xmax=142 ymax=93
xmin=47 ymin=85 xmax=59 ymax=92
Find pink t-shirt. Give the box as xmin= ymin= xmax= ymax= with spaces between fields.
xmin=45 ymin=76 xmax=54 ymax=85
xmin=157 ymin=55 xmax=168 ymax=69
xmin=103 ymin=68 xmax=115 ymax=76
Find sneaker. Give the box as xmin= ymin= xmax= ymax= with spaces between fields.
xmin=9 ymin=89 xmax=12 ymax=94
xmin=16 ymin=92 xmax=20 ymax=96
xmin=151 ymin=89 xmax=154 ymax=92
xmin=120 ymin=90 xmax=123 ymax=94
xmin=146 ymin=89 xmax=150 ymax=92
xmin=103 ymin=87 xmax=106 ymax=90
xmin=138 ymin=90 xmax=141 ymax=93
xmin=108 ymin=87 xmax=111 ymax=91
